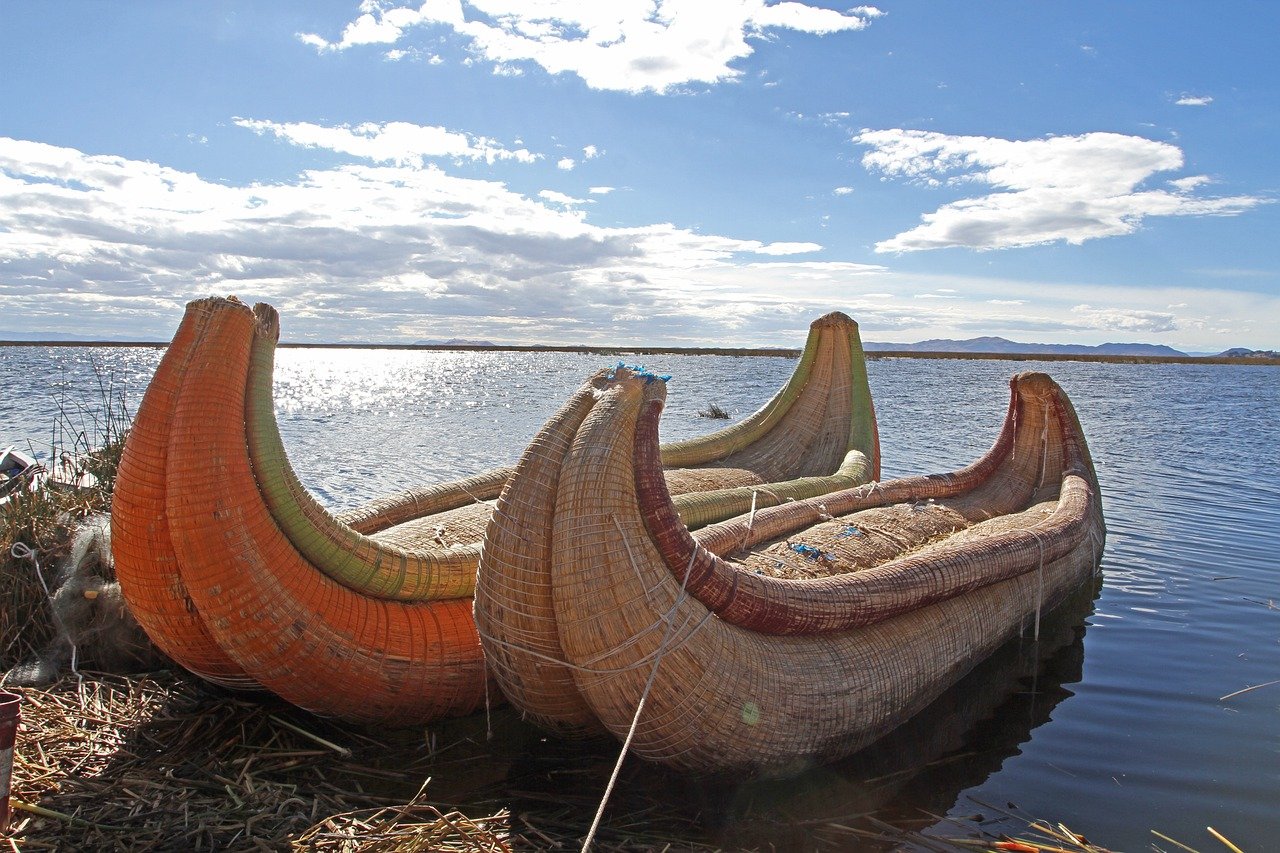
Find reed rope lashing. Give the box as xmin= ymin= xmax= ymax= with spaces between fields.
xmin=581 ymin=542 xmax=700 ymax=853
xmin=1011 ymin=396 xmax=1018 ymax=461
xmin=476 ymin=547 xmax=716 ymax=678
xmin=739 ymin=488 xmax=760 ymax=551
xmin=483 ymin=669 xmax=493 ymax=741
xmin=1027 ymin=528 xmax=1046 ymax=642
xmin=1038 ymin=401 xmax=1051 ymax=490
xmin=477 ymin=610 xmax=714 ymax=678
xmin=613 ymin=515 xmax=654 ymax=606
xmin=9 ymin=541 xmax=82 ymax=680
xmin=459 ymin=485 xmax=493 ymax=507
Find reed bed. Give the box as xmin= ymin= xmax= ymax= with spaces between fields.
xmin=3 ymin=670 xmax=739 ymax=851
xmin=5 ymin=671 xmax=514 ymax=851
xmin=2 ymin=361 xmax=129 ymax=672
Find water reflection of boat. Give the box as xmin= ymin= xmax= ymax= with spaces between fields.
xmin=111 ymin=297 xmax=879 ymax=723
xmin=476 ymin=369 xmax=1105 ymax=774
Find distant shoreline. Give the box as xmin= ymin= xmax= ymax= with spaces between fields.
xmin=2 ymin=340 xmax=1277 ymax=366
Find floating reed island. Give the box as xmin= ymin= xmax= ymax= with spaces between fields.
xmin=110 ymin=296 xmax=880 ymax=724
xmin=475 ymin=369 xmax=1105 ymax=776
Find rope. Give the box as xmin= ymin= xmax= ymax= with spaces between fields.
xmin=1038 ymin=401 xmax=1050 ymax=490
xmin=613 ymin=515 xmax=654 ymax=605
xmin=9 ymin=541 xmax=81 ymax=679
xmin=581 ymin=543 xmax=700 ymax=853
xmin=476 ymin=566 xmax=716 ymax=678
xmin=739 ymin=489 xmax=759 ymax=551
xmin=1026 ymin=529 xmax=1046 ymax=642
xmin=459 ymin=485 xmax=493 ymax=508
xmin=483 ymin=670 xmax=493 ymax=741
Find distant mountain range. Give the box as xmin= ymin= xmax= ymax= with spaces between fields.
xmin=2 ymin=331 xmax=1275 ymax=359
xmin=864 ymin=336 xmax=1189 ymax=357
xmin=412 ymin=338 xmax=498 ymax=347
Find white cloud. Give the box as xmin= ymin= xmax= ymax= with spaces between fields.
xmin=234 ymin=118 xmax=538 ymax=165
xmin=855 ymin=129 xmax=1266 ymax=252
xmin=1169 ymin=175 xmax=1211 ymax=191
xmin=1071 ymin=304 xmax=1178 ymax=333
xmin=588 ymin=185 xmax=615 ymax=194
xmin=297 ymin=1 xmax=458 ymax=51
xmin=301 ymin=1 xmax=883 ymax=93
xmin=833 ymin=186 xmax=854 ymax=195
xmin=1174 ymin=94 xmax=1213 ymax=106
xmin=556 ymin=157 xmax=575 ymax=170
xmin=538 ymin=188 xmax=588 ymax=205
xmin=583 ymin=144 xmax=600 ymax=159
xmin=0 ymin=135 xmax=859 ymax=343
xmin=750 ymin=241 xmax=821 ymax=256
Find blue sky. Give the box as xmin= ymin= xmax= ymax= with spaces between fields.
xmin=2 ymin=1 xmax=1277 ymax=350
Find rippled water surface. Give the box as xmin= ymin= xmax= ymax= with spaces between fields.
xmin=2 ymin=345 xmax=1277 ymax=848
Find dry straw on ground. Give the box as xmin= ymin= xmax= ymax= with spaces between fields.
xmin=6 ymin=671 xmax=520 ymax=851
xmin=4 ymin=670 xmax=746 ymax=851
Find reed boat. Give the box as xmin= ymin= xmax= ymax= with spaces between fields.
xmin=112 ymin=297 xmax=879 ymax=723
xmin=475 ymin=369 xmax=1105 ymax=774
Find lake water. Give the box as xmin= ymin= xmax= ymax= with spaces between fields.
xmin=2 ymin=344 xmax=1277 ymax=849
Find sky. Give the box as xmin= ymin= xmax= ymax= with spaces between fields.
xmin=1 ymin=1 xmax=1277 ymax=351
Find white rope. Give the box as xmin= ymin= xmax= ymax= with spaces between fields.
xmin=1038 ymin=401 xmax=1050 ymax=490
xmin=613 ymin=515 xmax=654 ymax=605
xmin=459 ymin=485 xmax=493 ymax=508
xmin=1027 ymin=529 xmax=1046 ymax=641
xmin=475 ymin=542 xmax=715 ymax=679
xmin=739 ymin=489 xmax=759 ymax=551
xmin=581 ymin=544 xmax=699 ymax=852
xmin=477 ymin=615 xmax=714 ymax=678
xmin=1011 ymin=398 xmax=1018 ymax=461
xmin=483 ymin=669 xmax=493 ymax=741
xmin=10 ymin=541 xmax=81 ymax=678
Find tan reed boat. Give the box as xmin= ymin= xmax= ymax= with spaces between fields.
xmin=475 ymin=369 xmax=1105 ymax=775
xmin=113 ymin=298 xmax=880 ymax=722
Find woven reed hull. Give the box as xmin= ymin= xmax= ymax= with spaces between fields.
xmin=708 ymin=578 xmax=1096 ymax=842
xmin=111 ymin=298 xmax=255 ymax=689
xmin=477 ymin=371 xmax=1104 ymax=775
